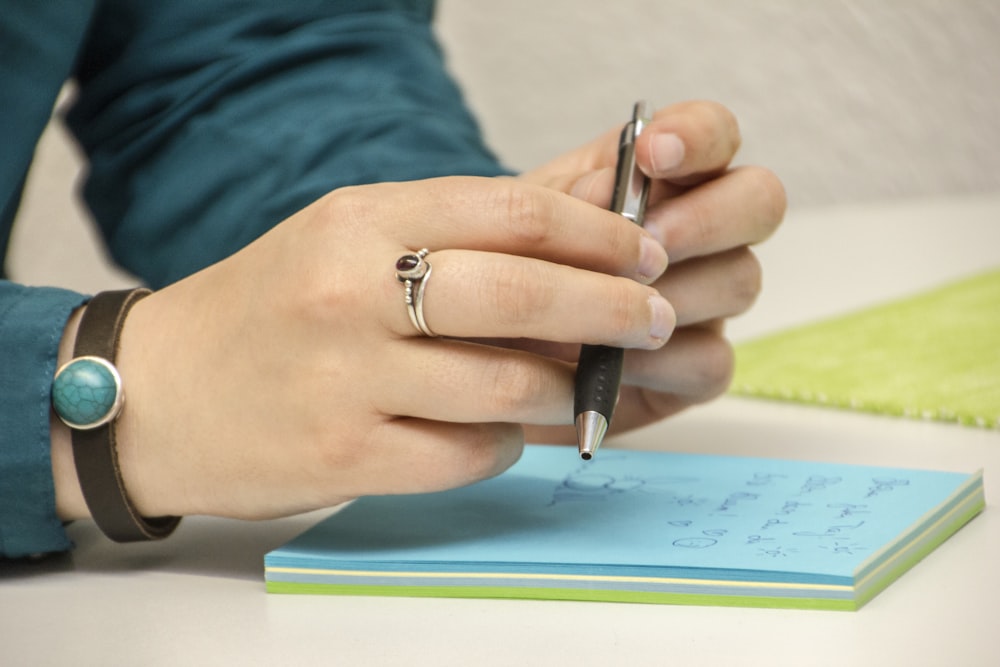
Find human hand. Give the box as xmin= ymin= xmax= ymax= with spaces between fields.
xmin=54 ymin=176 xmax=677 ymax=521
xmin=519 ymin=100 xmax=786 ymax=443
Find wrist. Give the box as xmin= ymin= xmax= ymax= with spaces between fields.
xmin=112 ymin=294 xmax=182 ymax=519
xmin=51 ymin=289 xmax=181 ymax=541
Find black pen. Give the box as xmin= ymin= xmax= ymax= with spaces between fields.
xmin=574 ymin=101 xmax=652 ymax=460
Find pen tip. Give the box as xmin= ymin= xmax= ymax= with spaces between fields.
xmin=576 ymin=411 xmax=609 ymax=460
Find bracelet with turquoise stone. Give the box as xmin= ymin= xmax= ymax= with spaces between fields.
xmin=52 ymin=355 xmax=124 ymax=430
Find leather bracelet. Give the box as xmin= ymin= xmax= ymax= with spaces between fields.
xmin=52 ymin=288 xmax=181 ymax=542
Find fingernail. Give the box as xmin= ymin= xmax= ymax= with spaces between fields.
xmin=650 ymin=133 xmax=685 ymax=174
xmin=648 ymin=294 xmax=676 ymax=343
xmin=638 ymin=234 xmax=668 ymax=283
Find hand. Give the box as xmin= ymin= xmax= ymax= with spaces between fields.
xmin=519 ymin=100 xmax=786 ymax=443
xmin=54 ymin=176 xmax=675 ymax=521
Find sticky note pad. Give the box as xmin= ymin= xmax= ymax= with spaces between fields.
xmin=731 ymin=269 xmax=1000 ymax=428
xmin=265 ymin=446 xmax=983 ymax=610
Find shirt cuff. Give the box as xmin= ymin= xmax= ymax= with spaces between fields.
xmin=0 ymin=281 xmax=89 ymax=558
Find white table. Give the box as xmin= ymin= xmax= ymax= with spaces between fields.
xmin=3 ymin=195 xmax=999 ymax=666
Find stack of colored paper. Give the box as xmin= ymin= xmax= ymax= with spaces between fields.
xmin=266 ymin=446 xmax=983 ymax=610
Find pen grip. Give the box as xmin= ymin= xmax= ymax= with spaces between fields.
xmin=573 ymin=344 xmax=624 ymax=419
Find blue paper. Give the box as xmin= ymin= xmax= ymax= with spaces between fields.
xmin=266 ymin=446 xmax=983 ymax=609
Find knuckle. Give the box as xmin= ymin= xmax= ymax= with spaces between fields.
xmin=677 ymin=193 xmax=717 ymax=252
xmin=317 ymin=185 xmax=372 ymax=234
xmin=606 ymin=217 xmax=636 ymax=270
xmin=485 ymin=262 xmax=555 ymax=327
xmin=312 ymin=427 xmax=368 ymax=480
xmin=494 ymin=183 xmax=554 ymax=247
xmin=606 ymin=280 xmax=647 ymax=340
xmin=279 ymin=208 xmax=366 ymax=324
xmin=311 ymin=264 xmax=361 ymax=321
xmin=449 ymin=423 xmax=524 ymax=484
xmin=483 ymin=356 xmax=552 ymax=415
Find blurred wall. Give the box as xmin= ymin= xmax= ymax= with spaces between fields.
xmin=437 ymin=0 xmax=1000 ymax=206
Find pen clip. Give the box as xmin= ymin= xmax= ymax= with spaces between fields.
xmin=610 ymin=101 xmax=652 ymax=224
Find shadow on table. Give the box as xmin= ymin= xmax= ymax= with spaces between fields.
xmin=1 ymin=510 xmax=334 ymax=583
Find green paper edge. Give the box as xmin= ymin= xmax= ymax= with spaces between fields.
xmin=265 ymin=581 xmax=857 ymax=611
xmin=853 ymin=497 xmax=984 ymax=608
xmin=266 ymin=494 xmax=983 ymax=612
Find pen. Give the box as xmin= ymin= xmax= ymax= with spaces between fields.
xmin=574 ymin=101 xmax=652 ymax=460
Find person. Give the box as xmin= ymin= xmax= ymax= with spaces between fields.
xmin=0 ymin=1 xmax=785 ymax=559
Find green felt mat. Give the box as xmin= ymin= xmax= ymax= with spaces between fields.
xmin=731 ymin=269 xmax=1000 ymax=429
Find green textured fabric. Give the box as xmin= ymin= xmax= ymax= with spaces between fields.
xmin=732 ymin=269 xmax=1000 ymax=429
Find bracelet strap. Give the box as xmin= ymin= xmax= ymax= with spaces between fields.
xmin=69 ymin=289 xmax=181 ymax=542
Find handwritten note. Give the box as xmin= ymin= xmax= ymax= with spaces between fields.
xmin=479 ymin=449 xmax=966 ymax=578
xmin=266 ymin=445 xmax=983 ymax=608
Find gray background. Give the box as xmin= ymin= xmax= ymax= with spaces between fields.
xmin=9 ymin=0 xmax=1000 ymax=290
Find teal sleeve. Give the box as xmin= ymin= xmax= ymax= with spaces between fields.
xmin=0 ymin=2 xmax=97 ymax=558
xmin=0 ymin=0 xmax=97 ymax=264
xmin=66 ymin=0 xmax=511 ymax=289
xmin=0 ymin=282 xmax=88 ymax=558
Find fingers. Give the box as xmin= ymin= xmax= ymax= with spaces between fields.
xmin=654 ymin=247 xmax=763 ymax=326
xmin=371 ymin=327 xmax=729 ymax=440
xmin=559 ymin=101 xmax=742 ymax=209
xmin=331 ymin=419 xmax=526 ymax=497
xmin=622 ymin=327 xmax=735 ymax=401
xmin=329 ymin=177 xmax=667 ymax=284
xmin=555 ymin=100 xmax=742 ymax=197
xmin=396 ymin=250 xmax=675 ymax=348
xmin=375 ymin=285 xmax=734 ymax=433
xmin=550 ymin=165 xmax=785 ymax=271
xmin=374 ymin=339 xmax=575 ymax=425
xmin=636 ymin=100 xmax=742 ymax=184
xmin=643 ymin=166 xmax=786 ymax=264
xmin=521 ymin=326 xmax=736 ymax=445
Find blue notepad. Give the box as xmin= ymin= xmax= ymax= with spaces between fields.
xmin=265 ymin=446 xmax=984 ymax=610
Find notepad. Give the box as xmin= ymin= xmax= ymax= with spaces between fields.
xmin=265 ymin=446 xmax=984 ymax=610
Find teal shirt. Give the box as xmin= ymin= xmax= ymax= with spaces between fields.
xmin=0 ymin=0 xmax=507 ymax=558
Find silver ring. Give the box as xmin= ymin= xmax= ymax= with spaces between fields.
xmin=395 ymin=248 xmax=437 ymax=337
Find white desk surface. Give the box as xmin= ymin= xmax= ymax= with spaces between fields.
xmin=3 ymin=195 xmax=1000 ymax=666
